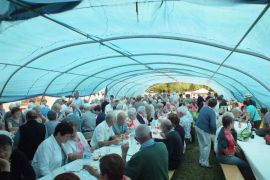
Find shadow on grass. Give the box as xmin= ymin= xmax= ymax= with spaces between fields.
xmin=172 ymin=142 xmax=225 ymax=180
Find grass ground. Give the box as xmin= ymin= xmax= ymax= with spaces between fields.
xmin=172 ymin=141 xmax=225 ymax=180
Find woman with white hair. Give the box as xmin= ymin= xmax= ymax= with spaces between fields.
xmin=177 ymin=106 xmax=193 ymax=142
xmin=127 ymin=108 xmax=140 ymax=128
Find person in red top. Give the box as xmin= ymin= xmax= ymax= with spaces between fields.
xmin=217 ymin=114 xmax=255 ymax=180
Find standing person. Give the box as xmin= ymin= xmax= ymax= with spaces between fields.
xmin=196 ymin=96 xmax=205 ymax=113
xmin=0 ymin=134 xmax=36 ymax=180
xmin=72 ymin=91 xmax=83 ymax=111
xmin=195 ymin=98 xmax=217 ymax=168
xmin=13 ymin=110 xmax=46 ymax=161
xmin=243 ymin=100 xmax=261 ymax=129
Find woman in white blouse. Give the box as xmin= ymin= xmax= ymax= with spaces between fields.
xmin=63 ymin=122 xmax=91 ymax=161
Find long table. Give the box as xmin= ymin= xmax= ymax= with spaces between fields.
xmin=234 ymin=122 xmax=270 ymax=180
xmin=39 ymin=139 xmax=140 ymax=180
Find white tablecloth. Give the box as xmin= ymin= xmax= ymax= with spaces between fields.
xmin=234 ymin=122 xmax=270 ymax=180
xmin=39 ymin=140 xmax=140 ymax=180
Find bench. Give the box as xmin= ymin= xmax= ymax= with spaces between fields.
xmin=220 ymin=164 xmax=244 ymax=180
xmin=168 ymin=170 xmax=175 ymax=180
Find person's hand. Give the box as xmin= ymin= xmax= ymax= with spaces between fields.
xmin=160 ymin=132 xmax=166 ymax=138
xmin=112 ymin=138 xmax=120 ymax=145
xmin=83 ymin=165 xmax=99 ymax=178
xmin=121 ymin=143 xmax=129 ymax=155
xmin=0 ymin=158 xmax=10 ymax=172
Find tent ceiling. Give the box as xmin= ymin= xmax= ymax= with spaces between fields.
xmin=0 ymin=0 xmax=270 ymax=107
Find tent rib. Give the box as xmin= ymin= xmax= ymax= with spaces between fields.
xmin=208 ymin=3 xmax=270 ymax=82
xmin=48 ymin=53 xmax=270 ymax=95
xmin=104 ymin=69 xmax=244 ymax=100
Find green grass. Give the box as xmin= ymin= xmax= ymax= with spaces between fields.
xmin=172 ymin=142 xmax=225 ymax=180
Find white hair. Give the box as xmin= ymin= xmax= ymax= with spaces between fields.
xmin=83 ymin=103 xmax=91 ymax=110
xmin=160 ymin=119 xmax=173 ymax=131
xmin=128 ymin=108 xmax=137 ymax=117
xmin=137 ymin=106 xmax=145 ymax=113
xmin=177 ymin=106 xmax=188 ymax=115
xmin=135 ymin=124 xmax=151 ymax=139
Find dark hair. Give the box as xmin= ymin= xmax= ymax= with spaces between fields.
xmin=0 ymin=134 xmax=12 ymax=147
xmin=11 ymin=107 xmax=21 ymax=115
xmin=94 ymin=105 xmax=101 ymax=112
xmin=260 ymin=108 xmax=268 ymax=115
xmin=167 ymin=113 xmax=179 ymax=125
xmin=54 ymin=122 xmax=73 ymax=136
xmin=100 ymin=154 xmax=124 ymax=180
xmin=54 ymin=172 xmax=80 ymax=180
xmin=222 ymin=114 xmax=233 ymax=128
xmin=26 ymin=110 xmax=38 ymax=121
xmin=101 ymin=101 xmax=109 ymax=113
xmin=243 ymin=100 xmax=251 ymax=106
xmin=208 ymin=98 xmax=217 ymax=108
xmin=47 ymin=110 xmax=57 ymax=121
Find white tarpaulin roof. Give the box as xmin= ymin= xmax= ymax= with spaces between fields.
xmin=0 ymin=0 xmax=270 ymax=107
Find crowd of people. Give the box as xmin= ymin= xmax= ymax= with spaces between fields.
xmin=0 ymin=90 xmax=269 ymax=180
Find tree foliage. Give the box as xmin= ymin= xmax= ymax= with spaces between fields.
xmin=147 ymin=82 xmax=212 ymax=93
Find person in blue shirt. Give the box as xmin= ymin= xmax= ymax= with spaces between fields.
xmin=195 ymin=98 xmax=217 ymax=168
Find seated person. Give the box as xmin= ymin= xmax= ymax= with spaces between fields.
xmin=0 ymin=134 xmax=35 ymax=180
xmin=136 ymin=106 xmax=148 ymax=125
xmin=6 ymin=107 xmax=23 ymax=132
xmin=32 ymin=122 xmax=73 ymax=177
xmin=216 ymin=113 xmax=255 ymax=180
xmin=167 ymin=113 xmax=185 ymax=146
xmin=44 ymin=110 xmax=60 ymax=137
xmin=262 ymin=108 xmax=270 ymax=129
xmin=90 ymin=113 xmax=120 ymax=149
xmin=54 ymin=172 xmax=80 ymax=180
xmin=113 ymin=111 xmax=128 ymax=135
xmin=63 ymin=122 xmax=91 ymax=161
xmin=122 ymin=125 xmax=169 ymax=180
xmin=83 ymin=153 xmax=125 ymax=180
xmin=155 ymin=119 xmax=183 ymax=170
xmin=127 ymin=108 xmax=140 ymax=128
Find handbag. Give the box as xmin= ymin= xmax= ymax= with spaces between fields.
xmin=237 ymin=127 xmax=252 ymax=142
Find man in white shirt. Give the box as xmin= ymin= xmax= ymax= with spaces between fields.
xmin=72 ymin=91 xmax=83 ymax=110
xmin=32 ymin=122 xmax=73 ymax=177
xmin=90 ymin=113 xmax=120 ymax=149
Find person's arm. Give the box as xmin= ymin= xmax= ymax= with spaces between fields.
xmin=0 ymin=158 xmax=10 ymax=172
xmin=83 ymin=165 xmax=100 ymax=179
xmin=98 ymin=139 xmax=120 ymax=148
xmin=13 ymin=128 xmax=20 ymax=149
xmin=209 ymin=111 xmax=217 ymax=134
xmin=121 ymin=144 xmax=129 ymax=165
xmin=67 ymin=153 xmax=83 ymax=161
xmin=0 ymin=158 xmax=10 ymax=180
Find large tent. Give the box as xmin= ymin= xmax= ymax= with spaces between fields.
xmin=0 ymin=0 xmax=270 ymax=107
